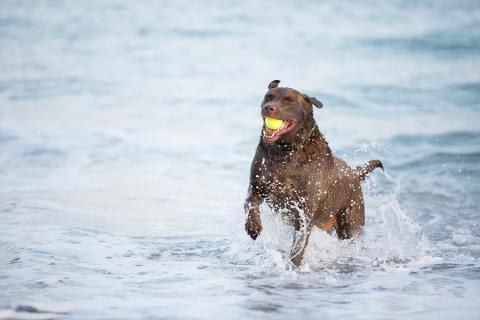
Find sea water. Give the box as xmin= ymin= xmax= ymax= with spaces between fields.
xmin=0 ymin=1 xmax=479 ymax=319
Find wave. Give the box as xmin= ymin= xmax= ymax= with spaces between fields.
xmin=392 ymin=150 xmax=480 ymax=171
xmin=359 ymin=24 xmax=480 ymax=56
xmin=351 ymin=83 xmax=480 ymax=110
xmin=384 ymin=131 xmax=480 ymax=171
xmin=390 ymin=131 xmax=480 ymax=146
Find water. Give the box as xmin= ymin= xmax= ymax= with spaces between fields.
xmin=1 ymin=1 xmax=479 ymax=319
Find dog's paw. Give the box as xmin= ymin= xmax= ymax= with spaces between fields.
xmin=247 ymin=228 xmax=261 ymax=240
xmin=245 ymin=215 xmax=262 ymax=240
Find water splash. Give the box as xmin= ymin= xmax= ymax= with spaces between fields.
xmin=228 ymin=167 xmax=431 ymax=277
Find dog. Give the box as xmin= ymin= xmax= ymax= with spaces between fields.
xmin=244 ymin=80 xmax=383 ymax=266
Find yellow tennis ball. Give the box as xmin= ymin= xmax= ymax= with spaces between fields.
xmin=265 ymin=116 xmax=284 ymax=130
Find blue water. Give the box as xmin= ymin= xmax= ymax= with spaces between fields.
xmin=1 ymin=1 xmax=479 ymax=319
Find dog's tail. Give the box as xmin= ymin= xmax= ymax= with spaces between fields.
xmin=355 ymin=160 xmax=384 ymax=181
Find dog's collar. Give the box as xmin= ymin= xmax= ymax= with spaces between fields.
xmin=268 ymin=125 xmax=317 ymax=152
xmin=270 ymin=141 xmax=296 ymax=152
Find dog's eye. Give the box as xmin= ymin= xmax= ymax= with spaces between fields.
xmin=283 ymin=96 xmax=294 ymax=103
xmin=264 ymin=94 xmax=275 ymax=101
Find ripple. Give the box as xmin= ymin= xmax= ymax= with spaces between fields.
xmin=0 ymin=305 xmax=68 ymax=320
xmin=360 ymin=24 xmax=480 ymax=56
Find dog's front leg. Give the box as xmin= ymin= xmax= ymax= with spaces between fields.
xmin=289 ymin=215 xmax=313 ymax=267
xmin=245 ymin=190 xmax=263 ymax=240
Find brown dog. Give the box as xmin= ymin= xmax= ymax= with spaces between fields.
xmin=245 ymin=80 xmax=383 ymax=266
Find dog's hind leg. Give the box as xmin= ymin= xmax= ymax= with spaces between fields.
xmin=335 ymin=193 xmax=365 ymax=240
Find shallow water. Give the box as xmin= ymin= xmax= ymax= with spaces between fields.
xmin=1 ymin=1 xmax=479 ymax=319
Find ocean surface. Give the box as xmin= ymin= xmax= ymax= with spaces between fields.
xmin=1 ymin=1 xmax=479 ymax=319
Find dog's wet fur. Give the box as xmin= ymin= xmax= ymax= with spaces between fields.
xmin=245 ymin=80 xmax=383 ymax=266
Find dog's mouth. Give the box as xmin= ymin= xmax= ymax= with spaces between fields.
xmin=262 ymin=118 xmax=297 ymax=144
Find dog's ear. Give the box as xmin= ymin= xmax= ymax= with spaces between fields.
xmin=303 ymin=95 xmax=324 ymax=108
xmin=268 ymin=80 xmax=280 ymax=89
xmin=310 ymin=96 xmax=323 ymax=108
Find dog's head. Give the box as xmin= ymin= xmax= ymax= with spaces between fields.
xmin=261 ymin=80 xmax=323 ymax=144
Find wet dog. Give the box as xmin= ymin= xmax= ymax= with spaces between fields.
xmin=245 ymin=80 xmax=383 ymax=266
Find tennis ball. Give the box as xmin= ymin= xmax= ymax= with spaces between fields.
xmin=265 ymin=116 xmax=284 ymax=130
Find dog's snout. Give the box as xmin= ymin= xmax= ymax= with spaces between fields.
xmin=263 ymin=104 xmax=278 ymax=114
